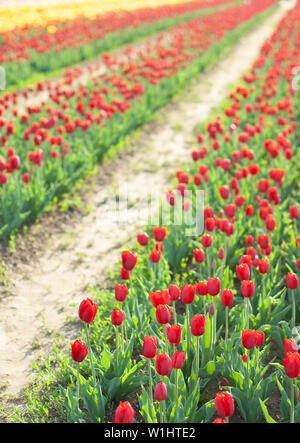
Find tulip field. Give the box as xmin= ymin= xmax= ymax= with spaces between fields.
xmin=0 ymin=0 xmax=299 ymax=427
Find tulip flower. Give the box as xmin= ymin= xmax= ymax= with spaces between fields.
xmin=207 ymin=277 xmax=221 ymax=296
xmin=168 ymin=284 xmax=180 ymax=322
xmin=137 ymin=232 xmax=149 ymax=246
xmin=156 ymin=304 xmax=171 ymax=325
xmin=166 ymin=324 xmax=181 ymax=346
xmin=142 ymin=336 xmax=157 ymax=404
xmin=284 ymin=352 xmax=300 ymax=423
xmin=71 ymin=340 xmax=88 ymax=363
xmin=154 ymin=380 xmax=167 ymax=402
xmin=242 ymin=329 xmax=257 ymax=350
xmin=214 ymin=391 xmax=235 ymax=422
xmin=121 ymin=250 xmax=137 ymax=271
xmin=153 ymin=226 xmax=167 ymax=242
xmin=236 ymin=263 xmax=250 ymax=281
xmin=113 ymin=401 xmax=135 ymax=423
xmin=286 ymin=273 xmax=298 ymax=328
xmin=155 ymin=353 xmax=172 ymax=376
xmin=115 ymin=283 xmax=127 ymax=302
xmin=78 ymin=298 xmax=98 ymax=323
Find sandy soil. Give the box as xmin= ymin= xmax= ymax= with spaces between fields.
xmin=0 ymin=4 xmax=292 ymax=404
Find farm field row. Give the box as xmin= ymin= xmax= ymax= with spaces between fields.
xmin=0 ymin=0 xmax=278 ymax=240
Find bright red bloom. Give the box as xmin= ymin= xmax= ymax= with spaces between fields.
xmin=190 ymin=314 xmax=206 ymax=336
xmin=256 ymin=330 xmax=265 ymax=347
xmin=156 ymin=304 xmax=171 ymax=325
xmin=181 ymin=283 xmax=195 ymax=304
xmin=113 ymin=401 xmax=135 ymax=423
xmin=283 ymin=352 xmax=300 ymax=378
xmin=236 ymin=263 xmax=250 ymax=281
xmin=154 ymin=381 xmax=167 ymax=402
xmin=78 ymin=298 xmax=98 ymax=323
xmin=115 ymin=283 xmax=127 ymax=302
xmin=258 ymin=258 xmax=269 ymax=274
xmin=289 ymin=205 xmax=299 ymax=219
xmin=149 ymin=290 xmax=170 ymax=307
xmin=201 ymin=234 xmax=212 ymax=248
xmin=172 ymin=350 xmax=185 ymax=369
xmin=155 ymin=352 xmax=172 ymax=376
xmin=221 ymin=289 xmax=234 ymax=307
xmin=70 ymin=340 xmax=88 ymax=362
xmin=207 ymin=277 xmax=221 ymax=296
xmin=142 ymin=336 xmax=157 ymax=359
xmin=241 ymin=280 xmax=255 ymax=298
xmin=196 ymin=281 xmax=207 ymax=296
xmin=153 ymin=226 xmax=167 ymax=242
xmin=121 ymin=250 xmax=137 ymax=271
xmin=242 ymin=329 xmax=257 ymax=349
xmin=137 ymin=232 xmax=149 ymax=246
xmin=150 ymin=249 xmax=161 ymax=263
xmin=214 ymin=391 xmax=235 ymax=418
xmin=166 ymin=324 xmax=181 ymax=346
xmin=286 ymin=273 xmax=298 ymax=290
xmin=193 ymin=248 xmax=205 ymax=263
xmin=168 ymin=284 xmax=180 ymax=301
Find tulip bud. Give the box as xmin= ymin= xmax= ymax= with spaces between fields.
xmin=209 ymin=301 xmax=215 ymax=317
xmin=181 ymin=283 xmax=195 ymax=304
xmin=242 ymin=353 xmax=248 ymax=362
xmin=221 ymin=377 xmax=230 ymax=387
xmin=207 ymin=277 xmax=221 ymax=296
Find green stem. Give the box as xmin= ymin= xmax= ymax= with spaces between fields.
xmin=175 ymin=369 xmax=178 ymax=404
xmin=77 ymin=362 xmax=80 ymax=404
xmin=195 ymin=336 xmax=200 ymax=384
xmin=85 ymin=323 xmax=97 ymax=390
xmin=148 ymin=359 xmax=153 ymax=405
xmin=291 ymin=291 xmax=296 ymax=330
xmin=160 ymin=401 xmax=164 ymax=423
xmin=291 ymin=379 xmax=295 ymax=424
xmin=186 ymin=305 xmax=190 ymax=359
xmin=225 ymin=306 xmax=229 ymax=354
xmin=173 ymin=300 xmax=177 ymax=324
xmin=244 ymin=297 xmax=249 ymax=329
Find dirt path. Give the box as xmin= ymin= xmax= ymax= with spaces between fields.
xmin=0 ymin=4 xmax=292 ymax=399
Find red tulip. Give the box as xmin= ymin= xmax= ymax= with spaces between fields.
xmin=168 ymin=284 xmax=180 ymax=301
xmin=156 ymin=304 xmax=171 ymax=324
xmin=142 ymin=336 xmax=157 ymax=359
xmin=236 ymin=263 xmax=250 ymax=281
xmin=207 ymin=277 xmax=221 ymax=296
xmin=258 ymin=258 xmax=269 ymax=274
xmin=221 ymin=289 xmax=234 ymax=307
xmin=121 ymin=250 xmax=137 ymax=271
xmin=71 ymin=340 xmax=88 ymax=362
xmin=193 ymin=248 xmax=205 ymax=263
xmin=289 ymin=205 xmax=299 ymax=219
xmin=214 ymin=391 xmax=235 ymax=418
xmin=150 ymin=249 xmax=161 ymax=263
xmin=153 ymin=226 xmax=167 ymax=242
xmin=284 ymin=352 xmax=300 ymax=378
xmin=256 ymin=330 xmax=265 ymax=347
xmin=190 ymin=314 xmax=206 ymax=336
xmin=201 ymin=234 xmax=212 ymax=248
xmin=196 ymin=281 xmax=208 ymax=295
xmin=181 ymin=283 xmax=195 ymax=304
xmin=286 ymin=273 xmax=298 ymax=290
xmin=166 ymin=324 xmax=181 ymax=346
xmin=78 ymin=298 xmax=98 ymax=323
xmin=242 ymin=329 xmax=257 ymax=349
xmin=154 ymin=381 xmax=167 ymax=402
xmin=113 ymin=401 xmax=135 ymax=423
xmin=149 ymin=290 xmax=170 ymax=307
xmin=111 ymin=308 xmax=125 ymax=326
xmin=137 ymin=232 xmax=149 ymax=246
xmin=241 ymin=280 xmax=255 ymax=298
xmin=172 ymin=350 xmax=185 ymax=369
xmin=155 ymin=352 xmax=172 ymax=376
xmin=115 ymin=283 xmax=127 ymax=302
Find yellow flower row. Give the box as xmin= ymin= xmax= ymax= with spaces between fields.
xmin=0 ymin=0 xmax=189 ymax=32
